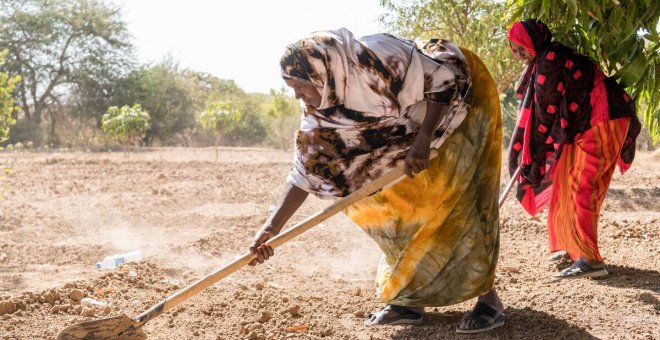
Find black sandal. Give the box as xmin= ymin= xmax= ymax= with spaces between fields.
xmin=364 ymin=304 xmax=424 ymax=326
xmin=455 ymin=302 xmax=505 ymax=334
xmin=553 ymin=258 xmax=608 ymax=280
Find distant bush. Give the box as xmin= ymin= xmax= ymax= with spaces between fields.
xmin=101 ymin=104 xmax=151 ymax=155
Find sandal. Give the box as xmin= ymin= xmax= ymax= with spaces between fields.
xmin=455 ymin=302 xmax=505 ymax=334
xmin=364 ymin=304 xmax=424 ymax=326
xmin=553 ymin=258 xmax=608 ymax=280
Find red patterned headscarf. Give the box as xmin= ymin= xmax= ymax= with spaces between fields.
xmin=507 ymin=20 xmax=552 ymax=58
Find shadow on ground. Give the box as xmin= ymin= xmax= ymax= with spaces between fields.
xmin=388 ymin=307 xmax=598 ymax=339
xmin=596 ymin=265 xmax=660 ymax=294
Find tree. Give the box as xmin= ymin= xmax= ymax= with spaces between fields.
xmin=198 ymin=101 xmax=241 ymax=160
xmin=0 ymin=0 xmax=133 ymax=145
xmin=266 ymin=87 xmax=300 ymax=151
xmin=0 ymin=50 xmax=20 ymax=143
xmin=223 ymin=95 xmax=267 ymax=146
xmin=101 ymin=104 xmax=150 ymax=156
xmin=506 ymin=0 xmax=660 ymax=142
xmin=111 ymin=58 xmax=196 ymax=146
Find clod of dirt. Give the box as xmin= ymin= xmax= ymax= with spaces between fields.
xmin=68 ymin=289 xmax=86 ymax=301
xmin=283 ymin=305 xmax=301 ymax=317
xmin=354 ymin=311 xmax=366 ymax=318
xmin=0 ymin=300 xmax=17 ymax=316
xmin=354 ymin=288 xmax=362 ymax=296
xmin=43 ymin=290 xmax=60 ymax=305
xmin=82 ymin=307 xmax=95 ymax=317
xmin=259 ymin=311 xmax=272 ymax=323
xmin=320 ymin=328 xmax=334 ymax=337
xmin=254 ymin=283 xmax=264 ymax=291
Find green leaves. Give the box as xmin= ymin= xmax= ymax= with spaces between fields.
xmin=0 ymin=50 xmax=20 ymax=143
xmin=101 ymin=104 xmax=151 ymax=146
xmin=198 ymin=101 xmax=242 ymax=136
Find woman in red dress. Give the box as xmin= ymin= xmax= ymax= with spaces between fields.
xmin=507 ymin=19 xmax=641 ymax=279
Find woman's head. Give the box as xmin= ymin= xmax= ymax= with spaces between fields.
xmin=280 ymin=42 xmax=323 ymax=108
xmin=507 ymin=19 xmax=552 ymax=62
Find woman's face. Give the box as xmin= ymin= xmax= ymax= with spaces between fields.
xmin=284 ymin=78 xmax=322 ymax=108
xmin=509 ymin=40 xmax=534 ymax=62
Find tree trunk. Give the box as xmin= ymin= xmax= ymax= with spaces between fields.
xmin=47 ymin=110 xmax=57 ymax=146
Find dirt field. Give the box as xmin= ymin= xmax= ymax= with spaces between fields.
xmin=0 ymin=147 xmax=658 ymax=340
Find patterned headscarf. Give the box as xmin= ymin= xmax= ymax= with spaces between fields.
xmin=278 ymin=29 xmax=425 ymax=113
xmin=280 ymin=43 xmax=316 ymax=84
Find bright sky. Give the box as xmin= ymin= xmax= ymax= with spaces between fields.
xmin=120 ymin=1 xmax=384 ymax=94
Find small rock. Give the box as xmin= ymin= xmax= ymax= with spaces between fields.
xmin=82 ymin=307 xmax=95 ymax=317
xmin=247 ymin=331 xmax=258 ymax=340
xmin=254 ymin=283 xmax=264 ymax=291
xmin=510 ymin=278 xmax=518 ymax=284
xmin=354 ymin=311 xmax=366 ymax=318
xmin=193 ymin=331 xmax=200 ymax=336
xmin=68 ymin=289 xmax=85 ymax=301
xmin=74 ymin=305 xmax=83 ymax=315
xmin=284 ymin=305 xmax=301 ymax=317
xmin=2 ymin=314 xmax=11 ymax=320
xmin=103 ymin=306 xmax=112 ymax=315
xmin=259 ymin=311 xmax=272 ymax=323
xmin=320 ymin=328 xmax=334 ymax=337
xmin=354 ymin=288 xmax=362 ymax=296
xmin=0 ymin=300 xmax=17 ymax=316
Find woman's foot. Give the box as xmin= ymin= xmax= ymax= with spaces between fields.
xmin=456 ymin=289 xmax=505 ymax=334
xmin=364 ymin=304 xmax=424 ymax=326
xmin=547 ymin=250 xmax=569 ymax=262
xmin=553 ymin=258 xmax=608 ymax=280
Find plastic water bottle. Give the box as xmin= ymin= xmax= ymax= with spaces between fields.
xmin=95 ymin=250 xmax=142 ymax=270
xmin=81 ymin=297 xmax=108 ymax=308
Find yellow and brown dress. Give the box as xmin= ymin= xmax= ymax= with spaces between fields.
xmin=282 ymin=28 xmax=502 ymax=307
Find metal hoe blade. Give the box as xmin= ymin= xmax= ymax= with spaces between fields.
xmin=56 ymin=314 xmax=146 ymax=340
